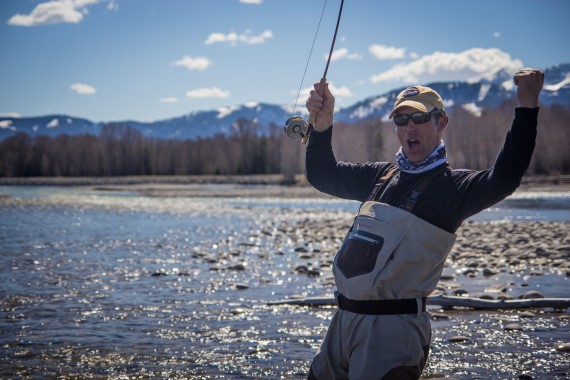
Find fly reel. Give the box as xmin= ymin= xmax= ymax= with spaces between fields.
xmin=284 ymin=115 xmax=309 ymax=139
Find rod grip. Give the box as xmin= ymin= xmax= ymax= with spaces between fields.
xmin=307 ymin=77 xmax=327 ymax=126
xmin=303 ymin=77 xmax=327 ymax=144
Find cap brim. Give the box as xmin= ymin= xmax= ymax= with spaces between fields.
xmin=389 ymin=100 xmax=432 ymax=118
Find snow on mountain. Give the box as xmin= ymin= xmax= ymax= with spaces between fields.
xmin=1 ymin=63 xmax=569 ymax=141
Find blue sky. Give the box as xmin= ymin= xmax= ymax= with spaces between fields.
xmin=1 ymin=0 xmax=569 ymax=122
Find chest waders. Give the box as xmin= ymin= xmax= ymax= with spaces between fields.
xmin=309 ymin=167 xmax=456 ymax=380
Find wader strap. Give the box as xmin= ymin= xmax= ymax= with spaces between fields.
xmin=400 ymin=165 xmax=450 ymax=212
xmin=367 ymin=167 xmax=398 ymax=202
xmin=334 ymin=291 xmax=426 ymax=315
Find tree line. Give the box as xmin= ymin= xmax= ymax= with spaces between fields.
xmin=1 ymin=101 xmax=568 ymax=179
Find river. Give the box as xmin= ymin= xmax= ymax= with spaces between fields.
xmin=0 ymin=185 xmax=568 ymax=379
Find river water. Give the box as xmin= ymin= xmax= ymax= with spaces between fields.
xmin=0 ymin=185 xmax=569 ymax=379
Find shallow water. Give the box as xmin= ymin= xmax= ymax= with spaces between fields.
xmin=0 ymin=186 xmax=569 ymax=379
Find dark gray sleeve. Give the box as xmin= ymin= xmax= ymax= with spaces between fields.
xmin=305 ymin=126 xmax=392 ymax=202
xmin=453 ymin=107 xmax=539 ymax=219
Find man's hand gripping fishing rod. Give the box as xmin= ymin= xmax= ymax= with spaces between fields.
xmin=284 ymin=0 xmax=344 ymax=144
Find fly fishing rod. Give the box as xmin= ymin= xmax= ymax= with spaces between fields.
xmin=284 ymin=0 xmax=345 ymax=144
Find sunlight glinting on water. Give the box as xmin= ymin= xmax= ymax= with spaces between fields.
xmin=1 ymin=186 xmax=569 ymax=378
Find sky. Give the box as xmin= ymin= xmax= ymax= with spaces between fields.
xmin=1 ymin=0 xmax=569 ymax=122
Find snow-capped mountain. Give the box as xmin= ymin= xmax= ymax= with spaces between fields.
xmin=336 ymin=63 xmax=570 ymax=122
xmin=1 ymin=63 xmax=569 ymax=141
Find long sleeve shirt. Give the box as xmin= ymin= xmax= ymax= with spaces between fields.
xmin=306 ymin=108 xmax=539 ymax=233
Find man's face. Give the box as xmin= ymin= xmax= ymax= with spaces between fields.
xmin=395 ymin=106 xmax=446 ymax=163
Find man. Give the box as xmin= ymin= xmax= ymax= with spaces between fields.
xmin=304 ymin=69 xmax=544 ymax=379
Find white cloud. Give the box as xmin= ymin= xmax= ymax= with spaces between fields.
xmin=493 ymin=31 xmax=501 ymax=38
xmin=173 ymin=56 xmax=212 ymax=71
xmin=8 ymin=0 xmax=100 ymax=27
xmin=370 ymin=48 xmax=523 ymax=84
xmin=330 ymin=83 xmax=353 ymax=97
xmin=205 ymin=30 xmax=273 ymax=45
xmin=186 ymin=87 xmax=230 ymax=99
xmin=159 ymin=97 xmax=178 ymax=103
xmin=239 ymin=0 xmax=263 ymax=3
xmin=70 ymin=82 xmax=96 ymax=94
xmin=328 ymin=48 xmax=362 ymax=61
xmin=292 ymin=82 xmax=353 ymax=106
xmin=369 ymin=44 xmax=406 ymax=60
xmin=107 ymin=0 xmax=119 ymax=11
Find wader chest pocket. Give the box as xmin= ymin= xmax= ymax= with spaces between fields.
xmin=337 ymin=230 xmax=384 ymax=278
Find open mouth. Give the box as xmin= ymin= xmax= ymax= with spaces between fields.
xmin=407 ymin=139 xmax=420 ymax=152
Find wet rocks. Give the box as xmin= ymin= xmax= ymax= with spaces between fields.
xmin=519 ymin=311 xmax=536 ymax=318
xmin=555 ymin=343 xmax=570 ymax=352
xmin=504 ymin=323 xmax=523 ymax=331
xmin=227 ymin=263 xmax=246 ymax=271
xmin=452 ymin=288 xmax=469 ymax=296
xmin=522 ymin=290 xmax=545 ymax=299
xmin=448 ymin=335 xmax=470 ymax=343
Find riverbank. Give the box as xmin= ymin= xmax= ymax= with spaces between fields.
xmin=1 ymin=174 xmax=569 ymax=198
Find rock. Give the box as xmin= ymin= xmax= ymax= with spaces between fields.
xmin=307 ymin=269 xmax=320 ymax=277
xmin=448 ymin=335 xmax=470 ymax=343
xmin=486 ymin=284 xmax=508 ymax=293
xmin=504 ymin=323 xmax=522 ymax=331
xmin=295 ymin=247 xmax=308 ymax=253
xmin=452 ymin=288 xmax=469 ymax=296
xmin=295 ymin=265 xmax=308 ymax=274
xmin=517 ymin=374 xmax=534 ymax=380
xmin=522 ymin=290 xmax=545 ymax=299
xmin=479 ymin=294 xmax=494 ymax=300
xmin=482 ymin=268 xmax=497 ymax=276
xmin=431 ymin=313 xmax=450 ymax=320
xmin=227 ymin=263 xmax=246 ymax=271
xmin=235 ymin=283 xmax=249 ymax=290
xmin=439 ymin=274 xmax=455 ymax=281
xmin=519 ymin=311 xmax=536 ymax=318
xmin=555 ymin=343 xmax=570 ymax=352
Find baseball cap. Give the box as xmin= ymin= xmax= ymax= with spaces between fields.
xmin=389 ymin=85 xmax=445 ymax=118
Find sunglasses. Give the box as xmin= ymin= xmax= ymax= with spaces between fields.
xmin=393 ymin=109 xmax=442 ymax=127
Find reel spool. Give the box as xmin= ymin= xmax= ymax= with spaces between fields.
xmin=284 ymin=115 xmax=309 ymax=139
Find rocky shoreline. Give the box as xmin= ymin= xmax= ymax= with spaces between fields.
xmin=0 ymin=174 xmax=569 ymax=197
xmin=280 ymin=217 xmax=570 ymax=299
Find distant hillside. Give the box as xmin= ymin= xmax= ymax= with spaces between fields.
xmin=1 ymin=63 xmax=569 ymax=141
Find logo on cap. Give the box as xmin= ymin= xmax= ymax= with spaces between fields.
xmin=402 ymin=86 xmax=420 ymax=97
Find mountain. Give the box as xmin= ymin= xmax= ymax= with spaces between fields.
xmin=336 ymin=63 xmax=570 ymax=122
xmin=1 ymin=64 xmax=569 ymax=141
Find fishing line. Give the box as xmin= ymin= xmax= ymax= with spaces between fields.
xmin=291 ymin=0 xmax=328 ymax=117
xmin=285 ymin=0 xmax=344 ymax=143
